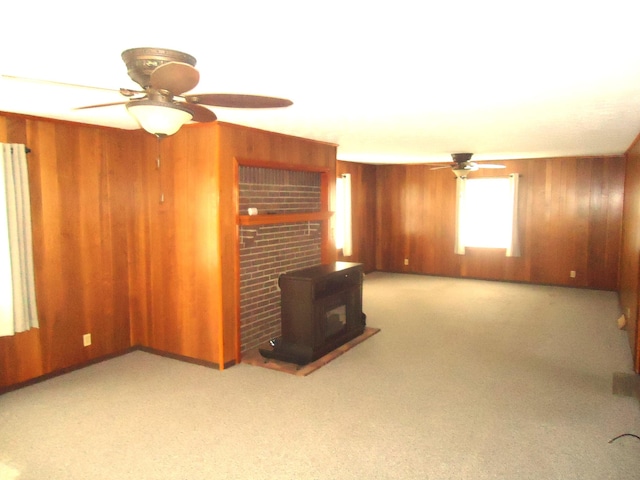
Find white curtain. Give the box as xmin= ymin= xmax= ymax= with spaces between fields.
xmin=454 ymin=177 xmax=467 ymax=255
xmin=0 ymin=143 xmax=39 ymax=336
xmin=340 ymin=174 xmax=353 ymax=257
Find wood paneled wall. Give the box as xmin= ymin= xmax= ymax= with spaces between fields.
xmin=337 ymin=161 xmax=377 ymax=272
xmin=620 ymin=135 xmax=640 ymax=370
xmin=131 ymin=122 xmax=337 ymax=367
xmin=0 ymin=114 xmax=338 ymax=389
xmin=126 ymin=124 xmax=224 ymax=366
xmin=0 ymin=109 xmax=632 ymax=386
xmin=374 ymin=156 xmax=625 ymax=290
xmin=0 ymin=115 xmax=133 ymax=388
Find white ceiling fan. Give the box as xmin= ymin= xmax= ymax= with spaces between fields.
xmin=430 ymin=153 xmax=506 ymax=178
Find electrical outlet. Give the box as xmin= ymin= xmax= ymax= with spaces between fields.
xmin=83 ymin=333 xmax=92 ymax=347
xmin=569 ymin=270 xmax=576 ymax=278
xmin=404 ymin=258 xmax=409 ymax=266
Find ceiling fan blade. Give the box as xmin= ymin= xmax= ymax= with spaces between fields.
xmin=2 ymin=74 xmax=122 ymax=93
xmin=3 ymin=75 xmax=143 ymax=99
xmin=184 ymin=102 xmax=217 ymax=122
xmin=150 ymin=62 xmax=200 ymax=95
xmin=477 ymin=164 xmax=506 ymax=169
xmin=75 ymin=101 xmax=128 ymax=110
xmin=184 ymin=93 xmax=293 ymax=108
xmin=430 ymin=165 xmax=452 ymax=170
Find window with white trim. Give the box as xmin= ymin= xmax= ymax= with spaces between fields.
xmin=455 ymin=174 xmax=520 ymax=257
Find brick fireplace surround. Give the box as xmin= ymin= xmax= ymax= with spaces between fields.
xmin=238 ymin=166 xmax=324 ymax=353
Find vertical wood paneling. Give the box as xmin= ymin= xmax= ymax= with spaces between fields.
xmin=2 ymin=109 xmax=631 ymax=384
xmin=376 ymin=166 xmax=407 ymax=272
xmin=418 ymin=168 xmax=459 ymax=276
xmin=121 ymin=122 xmax=338 ymax=369
xmin=127 ymin=125 xmax=223 ymax=365
xmin=375 ymin=156 xmax=625 ymax=290
xmin=407 ymin=166 xmax=428 ymax=273
xmin=0 ymin=115 xmax=133 ymax=388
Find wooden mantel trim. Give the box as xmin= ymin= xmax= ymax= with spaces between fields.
xmin=238 ymin=211 xmax=333 ymax=226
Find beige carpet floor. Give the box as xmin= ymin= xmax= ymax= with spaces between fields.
xmin=1 ymin=272 xmax=639 ymax=479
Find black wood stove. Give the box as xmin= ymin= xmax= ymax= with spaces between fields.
xmin=260 ymin=262 xmax=366 ymax=365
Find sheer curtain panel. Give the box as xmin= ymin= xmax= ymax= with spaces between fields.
xmin=0 ymin=143 xmax=39 ymax=336
xmin=454 ymin=177 xmax=467 ymax=255
xmin=338 ymin=173 xmax=353 ymax=257
xmin=505 ymin=174 xmax=521 ymax=257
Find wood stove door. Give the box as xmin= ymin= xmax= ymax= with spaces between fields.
xmin=314 ymin=285 xmax=362 ymax=348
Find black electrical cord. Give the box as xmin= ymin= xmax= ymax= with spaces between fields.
xmin=608 ymin=433 xmax=640 ymax=444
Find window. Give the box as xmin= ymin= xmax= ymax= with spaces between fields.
xmin=455 ymin=174 xmax=520 ymax=257
xmin=335 ymin=174 xmax=352 ymax=256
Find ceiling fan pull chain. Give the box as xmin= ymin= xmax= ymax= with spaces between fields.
xmin=155 ymin=134 xmax=162 ymax=170
xmin=156 ymin=134 xmax=165 ymax=204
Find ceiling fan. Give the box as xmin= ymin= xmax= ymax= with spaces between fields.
xmin=7 ymin=47 xmax=293 ymax=137
xmin=430 ymin=153 xmax=506 ymax=178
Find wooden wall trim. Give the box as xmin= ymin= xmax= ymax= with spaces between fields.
xmin=234 ymin=156 xmax=242 ymax=361
xmin=0 ymin=345 xmax=235 ymax=396
xmin=620 ymin=144 xmax=640 ymax=371
xmin=236 ymin=156 xmax=331 ymax=173
xmin=0 ymin=347 xmax=136 ymax=396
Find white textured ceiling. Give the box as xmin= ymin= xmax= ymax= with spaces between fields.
xmin=2 ymin=0 xmax=640 ymax=164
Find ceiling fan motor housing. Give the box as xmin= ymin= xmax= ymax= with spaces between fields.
xmin=451 ymin=152 xmax=474 ymax=164
xmin=121 ymin=48 xmax=197 ymax=88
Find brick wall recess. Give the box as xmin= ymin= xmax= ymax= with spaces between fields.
xmin=238 ymin=166 xmax=323 ymax=353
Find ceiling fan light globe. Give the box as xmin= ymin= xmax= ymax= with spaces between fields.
xmin=126 ymin=99 xmax=193 ymax=136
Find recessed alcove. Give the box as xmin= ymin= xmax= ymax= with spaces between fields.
xmin=238 ymin=162 xmax=331 ymax=353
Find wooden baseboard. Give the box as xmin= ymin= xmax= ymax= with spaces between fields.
xmin=0 ymin=347 xmax=137 ymax=396
xmin=0 ymin=346 xmax=236 ymax=396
